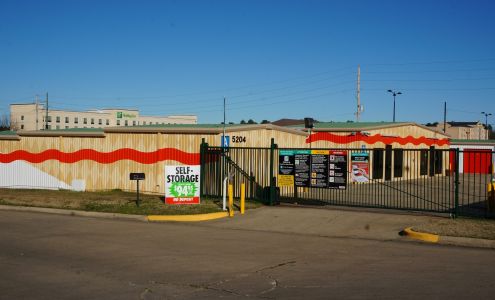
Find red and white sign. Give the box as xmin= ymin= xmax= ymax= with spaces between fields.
xmin=165 ymin=165 xmax=201 ymax=204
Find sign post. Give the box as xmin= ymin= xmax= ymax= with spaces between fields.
xmin=129 ymin=173 xmax=145 ymax=207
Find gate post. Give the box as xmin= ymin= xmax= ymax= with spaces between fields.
xmin=453 ymin=148 xmax=460 ymax=218
xmin=200 ymin=138 xmax=206 ymax=197
xmin=269 ymin=138 xmax=276 ymax=206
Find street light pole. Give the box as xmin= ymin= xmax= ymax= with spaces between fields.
xmin=481 ymin=111 xmax=492 ymax=140
xmin=387 ymin=90 xmax=402 ymax=122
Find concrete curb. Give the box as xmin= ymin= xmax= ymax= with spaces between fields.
xmin=401 ymin=227 xmax=495 ymax=249
xmin=147 ymin=212 xmax=230 ymax=222
xmin=0 ymin=204 xmax=231 ymax=223
xmin=0 ymin=204 xmax=147 ymax=221
xmin=401 ymin=227 xmax=439 ymax=243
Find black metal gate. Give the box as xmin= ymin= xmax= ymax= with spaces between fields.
xmin=200 ymin=140 xmax=495 ymax=218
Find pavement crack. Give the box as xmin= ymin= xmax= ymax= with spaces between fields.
xmin=256 ymin=260 xmax=296 ymax=272
xmin=189 ymin=283 xmax=243 ymax=296
xmin=254 ymin=259 xmax=296 ymax=297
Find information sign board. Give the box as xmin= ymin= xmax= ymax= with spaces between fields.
xmin=328 ymin=151 xmax=347 ymax=189
xmin=351 ymin=153 xmax=370 ymax=183
xmin=294 ymin=150 xmax=311 ymax=187
xmin=278 ymin=150 xmax=295 ymax=186
xmin=311 ymin=150 xmax=329 ymax=188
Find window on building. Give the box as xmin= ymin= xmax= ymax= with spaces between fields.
xmin=91 ymin=118 xmax=94 ymax=124
xmin=393 ymin=149 xmax=403 ymax=178
xmin=56 ymin=125 xmax=60 ymax=129
xmin=143 ymin=121 xmax=146 ymax=125
xmin=74 ymin=117 xmax=78 ymax=124
xmin=47 ymin=116 xmax=52 ymax=122
xmin=47 ymin=125 xmax=52 ymax=129
xmin=83 ymin=118 xmax=87 ymax=124
xmin=56 ymin=116 xmax=60 ymax=123
xmin=132 ymin=120 xmax=136 ymax=126
xmin=65 ymin=126 xmax=68 ymax=129
xmin=65 ymin=117 xmax=69 ymax=123
xmin=21 ymin=115 xmax=24 ymax=121
xmin=21 ymin=125 xmax=24 ymax=129
xmin=117 ymin=120 xmax=120 ymax=126
xmin=106 ymin=119 xmax=109 ymax=125
xmin=372 ymin=149 xmax=384 ymax=180
xmin=98 ymin=119 xmax=102 ymax=125
xmin=125 ymin=120 xmax=128 ymax=126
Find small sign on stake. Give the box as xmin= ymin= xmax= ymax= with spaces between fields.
xmin=129 ymin=173 xmax=145 ymax=207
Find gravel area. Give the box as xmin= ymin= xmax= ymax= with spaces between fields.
xmin=414 ymin=218 xmax=495 ymax=240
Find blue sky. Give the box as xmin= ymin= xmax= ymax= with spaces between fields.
xmin=1 ymin=0 xmax=494 ymax=125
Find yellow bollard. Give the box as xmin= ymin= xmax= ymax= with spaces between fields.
xmin=228 ymin=184 xmax=234 ymax=217
xmin=241 ymin=183 xmax=245 ymax=215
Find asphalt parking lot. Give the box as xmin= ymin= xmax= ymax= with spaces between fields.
xmin=1 ymin=209 xmax=495 ymax=299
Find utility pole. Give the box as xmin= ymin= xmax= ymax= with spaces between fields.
xmin=35 ymin=94 xmax=39 ymax=131
xmin=355 ymin=65 xmax=362 ymax=122
xmin=45 ymin=92 xmax=49 ymax=130
xmin=443 ymin=101 xmax=447 ymax=133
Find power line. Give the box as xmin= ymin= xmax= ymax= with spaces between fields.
xmin=364 ymin=77 xmax=495 ymax=82
xmin=363 ymin=58 xmax=495 ymax=66
xmin=363 ymin=67 xmax=495 ymax=74
xmin=153 ymin=89 xmax=354 ymax=115
xmin=50 ymin=67 xmax=355 ymax=101
xmin=361 ymin=87 xmax=495 ymax=92
xmin=48 ymin=80 xmax=356 ymax=111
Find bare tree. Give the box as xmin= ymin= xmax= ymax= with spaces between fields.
xmin=0 ymin=114 xmax=10 ymax=131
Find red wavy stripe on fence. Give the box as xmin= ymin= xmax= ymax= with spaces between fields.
xmin=0 ymin=148 xmax=200 ymax=164
xmin=306 ymin=132 xmax=450 ymax=146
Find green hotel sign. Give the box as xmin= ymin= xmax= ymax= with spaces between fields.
xmin=116 ymin=112 xmax=137 ymax=119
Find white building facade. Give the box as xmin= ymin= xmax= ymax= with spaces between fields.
xmin=10 ymin=103 xmax=197 ymax=131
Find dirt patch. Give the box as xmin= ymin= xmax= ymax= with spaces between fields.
xmin=0 ymin=189 xmax=262 ymax=215
xmin=413 ymin=218 xmax=495 ymax=240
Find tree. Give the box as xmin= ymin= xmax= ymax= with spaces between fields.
xmin=488 ymin=124 xmax=495 ymax=139
xmin=261 ymin=120 xmax=270 ymax=124
xmin=240 ymin=120 xmax=246 ymax=124
xmin=247 ymin=119 xmax=257 ymax=124
xmin=228 ymin=122 xmax=234 ymax=125
xmin=0 ymin=114 xmax=14 ymax=131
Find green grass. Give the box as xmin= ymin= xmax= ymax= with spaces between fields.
xmin=0 ymin=189 xmax=262 ymax=215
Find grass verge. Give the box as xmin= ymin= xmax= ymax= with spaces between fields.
xmin=413 ymin=217 xmax=495 ymax=240
xmin=0 ymin=189 xmax=262 ymax=215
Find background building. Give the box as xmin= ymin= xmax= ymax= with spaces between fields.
xmin=10 ymin=103 xmax=197 ymax=131
xmin=426 ymin=121 xmax=489 ymax=140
